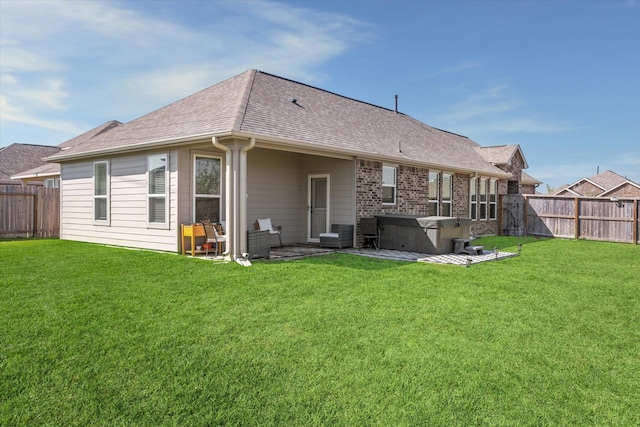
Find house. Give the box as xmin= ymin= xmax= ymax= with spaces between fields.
xmin=10 ymin=121 xmax=121 ymax=186
xmin=0 ymin=143 xmax=61 ymax=185
xmin=474 ymin=144 xmax=540 ymax=195
xmin=46 ymin=69 xmax=536 ymax=260
xmin=521 ymin=172 xmax=543 ymax=194
xmin=553 ymin=170 xmax=640 ymax=198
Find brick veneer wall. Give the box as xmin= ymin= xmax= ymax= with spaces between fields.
xmin=355 ymin=160 xmax=502 ymax=239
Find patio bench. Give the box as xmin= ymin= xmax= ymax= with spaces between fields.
xmin=319 ymin=224 xmax=354 ymax=249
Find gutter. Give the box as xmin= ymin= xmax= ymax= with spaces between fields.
xmin=46 ymin=129 xmax=511 ymax=179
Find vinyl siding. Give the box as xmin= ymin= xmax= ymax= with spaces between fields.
xmin=60 ymin=150 xmax=178 ymax=252
xmin=247 ymin=148 xmax=355 ymax=244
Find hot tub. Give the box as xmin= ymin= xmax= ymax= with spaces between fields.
xmin=376 ymin=215 xmax=471 ymax=254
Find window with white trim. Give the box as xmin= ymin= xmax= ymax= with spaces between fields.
xmin=194 ymin=155 xmax=221 ymax=222
xmin=441 ymin=173 xmax=452 ymax=217
xmin=93 ymin=161 xmax=109 ymax=223
xmin=470 ymin=177 xmax=478 ymax=220
xmin=148 ymin=153 xmax=168 ymax=225
xmin=44 ymin=178 xmax=59 ymax=188
xmin=489 ymin=179 xmax=498 ymax=220
xmin=428 ymin=172 xmax=439 ymax=216
xmin=382 ymin=165 xmax=396 ymax=205
xmin=479 ymin=177 xmax=488 ymax=220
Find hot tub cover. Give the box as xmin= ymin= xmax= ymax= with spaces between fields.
xmin=375 ymin=215 xmax=471 ymax=229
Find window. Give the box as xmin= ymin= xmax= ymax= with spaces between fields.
xmin=479 ymin=178 xmax=487 ymax=220
xmin=441 ymin=174 xmax=452 ymax=217
xmin=470 ymin=177 xmax=477 ymax=220
xmin=194 ymin=155 xmax=221 ymax=222
xmin=93 ymin=161 xmax=109 ymax=223
xmin=148 ymin=154 xmax=168 ymax=225
xmin=489 ymin=179 xmax=497 ymax=220
xmin=44 ymin=178 xmax=59 ymax=188
xmin=382 ymin=166 xmax=396 ymax=204
xmin=428 ymin=172 xmax=439 ymax=216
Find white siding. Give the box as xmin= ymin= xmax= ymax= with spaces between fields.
xmin=60 ymin=150 xmax=179 ymax=252
xmin=60 ymin=145 xmax=355 ymax=251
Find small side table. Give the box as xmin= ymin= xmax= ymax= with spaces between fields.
xmin=181 ymin=224 xmax=206 ymax=256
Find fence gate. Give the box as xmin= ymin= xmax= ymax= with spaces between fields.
xmin=501 ymin=195 xmax=525 ymax=236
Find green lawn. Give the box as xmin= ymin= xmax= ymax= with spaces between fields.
xmin=1 ymin=237 xmax=638 ymax=426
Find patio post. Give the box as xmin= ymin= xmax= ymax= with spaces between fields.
xmin=212 ymin=136 xmax=255 ymax=262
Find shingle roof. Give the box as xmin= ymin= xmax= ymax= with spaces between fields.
xmin=48 ymin=69 xmax=508 ymax=176
xmin=521 ymin=172 xmax=542 ymax=185
xmin=587 ymin=170 xmax=630 ymax=190
xmin=8 ymin=120 xmax=122 ymax=181
xmin=0 ymin=143 xmax=61 ymax=182
xmin=553 ymin=169 xmax=640 ymax=196
xmin=58 ymin=120 xmax=122 ymax=148
xmin=474 ymin=144 xmax=528 ymax=169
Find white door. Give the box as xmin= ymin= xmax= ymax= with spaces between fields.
xmin=308 ymin=174 xmax=330 ymax=242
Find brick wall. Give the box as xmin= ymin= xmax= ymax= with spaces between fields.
xmin=355 ymin=160 xmax=502 ymax=238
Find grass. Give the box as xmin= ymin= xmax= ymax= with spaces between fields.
xmin=1 ymin=237 xmax=638 ymax=426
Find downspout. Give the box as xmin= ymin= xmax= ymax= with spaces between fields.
xmin=240 ymin=138 xmax=256 ymax=257
xmin=212 ymin=137 xmax=232 ymax=258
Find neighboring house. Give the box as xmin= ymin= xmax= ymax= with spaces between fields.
xmin=46 ymin=69 xmax=537 ymax=259
xmin=11 ymin=121 xmax=121 ymax=186
xmin=0 ymin=143 xmax=61 ymax=185
xmin=553 ymin=170 xmax=640 ymax=198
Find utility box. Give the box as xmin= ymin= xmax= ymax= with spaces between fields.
xmin=376 ymin=215 xmax=471 ymax=254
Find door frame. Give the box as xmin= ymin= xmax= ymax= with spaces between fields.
xmin=307 ymin=174 xmax=330 ymax=243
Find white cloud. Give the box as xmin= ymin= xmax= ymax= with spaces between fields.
xmin=435 ymin=85 xmax=575 ymax=136
xmin=0 ymin=0 xmax=371 ymax=141
xmin=613 ymin=149 xmax=640 ymax=166
xmin=437 ymin=85 xmax=521 ymax=121
xmin=0 ymin=95 xmax=85 ymax=134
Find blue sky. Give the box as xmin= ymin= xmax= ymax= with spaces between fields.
xmin=1 ymin=0 xmax=638 ymax=190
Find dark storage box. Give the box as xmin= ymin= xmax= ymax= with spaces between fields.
xmin=247 ymin=230 xmax=270 ymax=259
xmin=376 ymin=215 xmax=471 ymax=254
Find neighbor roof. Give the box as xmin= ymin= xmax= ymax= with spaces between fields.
xmin=587 ymin=170 xmax=630 ymax=190
xmin=47 ymin=70 xmax=508 ymax=177
xmin=9 ymin=120 xmax=122 ymax=181
xmin=0 ymin=143 xmax=61 ymax=182
xmin=553 ymin=169 xmax=640 ymax=196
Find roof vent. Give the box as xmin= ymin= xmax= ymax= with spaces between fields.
xmin=394 ymin=94 xmax=398 ymax=113
xmin=290 ymin=97 xmax=297 ymax=104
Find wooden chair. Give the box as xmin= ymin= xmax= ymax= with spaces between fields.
xmin=202 ymin=219 xmax=226 ymax=256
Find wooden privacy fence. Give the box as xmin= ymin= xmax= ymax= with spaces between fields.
xmin=501 ymin=194 xmax=639 ymax=244
xmin=0 ymin=184 xmax=60 ymax=238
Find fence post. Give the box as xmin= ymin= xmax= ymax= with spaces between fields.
xmin=574 ymin=197 xmax=580 ymax=239
xmin=32 ymin=192 xmax=38 ymax=238
xmin=634 ymin=199 xmax=638 ymax=245
xmin=498 ymin=194 xmax=503 ymax=236
xmin=523 ymin=195 xmax=528 ymax=237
